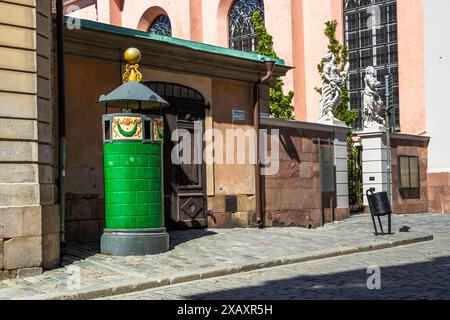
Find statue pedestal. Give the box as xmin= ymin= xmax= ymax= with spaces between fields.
xmin=317 ymin=118 xmax=346 ymax=128
xmin=334 ymin=125 xmax=350 ymax=210
xmin=359 ymin=127 xmax=391 ymax=207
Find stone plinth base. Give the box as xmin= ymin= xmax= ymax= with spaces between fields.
xmin=359 ymin=127 xmax=391 ymax=206
xmin=316 ymin=118 xmax=351 ymax=213
xmin=101 ymin=228 xmax=169 ymax=256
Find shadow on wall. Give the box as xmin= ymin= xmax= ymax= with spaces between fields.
xmin=279 ymin=131 xmax=301 ymax=162
xmin=186 ymin=255 xmax=450 ymax=300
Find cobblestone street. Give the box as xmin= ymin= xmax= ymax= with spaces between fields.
xmin=0 ymin=213 xmax=447 ymax=300
xmin=108 ymin=216 xmax=450 ymax=300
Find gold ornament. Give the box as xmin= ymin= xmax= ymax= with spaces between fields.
xmin=122 ymin=48 xmax=143 ymax=83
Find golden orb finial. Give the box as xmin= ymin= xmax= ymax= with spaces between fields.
xmin=124 ymin=47 xmax=141 ymax=64
xmin=122 ymin=48 xmax=143 ymax=83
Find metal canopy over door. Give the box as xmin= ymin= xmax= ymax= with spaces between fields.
xmin=143 ymin=82 xmax=207 ymax=230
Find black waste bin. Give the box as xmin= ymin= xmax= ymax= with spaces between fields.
xmin=366 ymin=190 xmax=392 ymax=235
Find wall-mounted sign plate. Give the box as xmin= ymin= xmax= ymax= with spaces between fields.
xmin=320 ymin=147 xmax=335 ymax=192
xmin=232 ymin=109 xmax=245 ymax=122
xmin=225 ymin=195 xmax=238 ymax=213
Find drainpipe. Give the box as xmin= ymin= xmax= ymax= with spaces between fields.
xmin=57 ymin=0 xmax=66 ymax=244
xmin=254 ymin=59 xmax=276 ymax=228
xmin=253 ymin=80 xmax=262 ymax=228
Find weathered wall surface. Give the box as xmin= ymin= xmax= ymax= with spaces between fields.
xmin=64 ymin=55 xmax=121 ymax=242
xmin=207 ymin=78 xmax=257 ymax=228
xmin=427 ymin=173 xmax=450 ymax=214
xmin=64 ymin=57 xmax=260 ymax=233
xmin=391 ymin=135 xmax=429 ymax=214
xmin=0 ymin=0 xmax=59 ymax=278
xmin=260 ymin=122 xmax=349 ymax=228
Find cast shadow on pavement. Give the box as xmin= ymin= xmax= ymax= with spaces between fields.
xmin=184 ymin=255 xmax=450 ymax=300
xmin=60 ymin=229 xmax=217 ymax=266
xmin=168 ymin=229 xmax=217 ymax=249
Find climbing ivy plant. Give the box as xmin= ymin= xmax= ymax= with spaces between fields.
xmin=252 ymin=11 xmax=294 ymax=120
xmin=316 ymin=21 xmax=363 ymax=211
xmin=315 ymin=20 xmax=357 ymax=126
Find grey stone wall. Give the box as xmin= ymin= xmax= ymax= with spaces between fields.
xmin=0 ymin=0 xmax=59 ymax=278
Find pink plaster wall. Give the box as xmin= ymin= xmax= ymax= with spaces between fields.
xmin=96 ymin=0 xmax=111 ymax=24
xmin=122 ymin=0 xmax=191 ymax=39
xmin=397 ymin=0 xmax=426 ymax=135
xmin=215 ymin=0 xmax=234 ymax=47
xmin=264 ymin=0 xmax=295 ymax=105
xmin=65 ymin=1 xmax=97 ymax=22
xmin=291 ymin=0 xmax=306 ymax=120
xmin=67 ymin=0 xmax=425 ymax=130
xmin=109 ymin=0 xmax=123 ymax=26
xmin=299 ymin=0 xmax=343 ymax=122
xmin=190 ymin=0 xmax=203 ymax=42
xmin=135 ymin=6 xmax=170 ymax=32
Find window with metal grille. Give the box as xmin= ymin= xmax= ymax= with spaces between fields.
xmin=149 ymin=15 xmax=172 ymax=36
xmin=344 ymin=0 xmax=400 ymax=130
xmin=229 ymin=0 xmax=264 ymax=52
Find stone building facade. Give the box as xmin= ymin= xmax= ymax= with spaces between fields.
xmin=66 ymin=0 xmax=450 ymax=214
xmin=59 ymin=20 xmax=348 ymax=242
xmin=0 ymin=0 xmax=59 ymax=277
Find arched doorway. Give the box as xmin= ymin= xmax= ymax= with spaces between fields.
xmin=143 ymin=82 xmax=208 ymax=230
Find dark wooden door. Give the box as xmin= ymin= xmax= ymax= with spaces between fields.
xmin=164 ymin=102 xmax=207 ymax=229
xmin=143 ymin=82 xmax=208 ymax=230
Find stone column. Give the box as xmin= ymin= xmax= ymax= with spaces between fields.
xmin=359 ymin=128 xmax=390 ymax=207
xmin=0 ymin=0 xmax=59 ymax=277
xmin=334 ymin=124 xmax=350 ymax=218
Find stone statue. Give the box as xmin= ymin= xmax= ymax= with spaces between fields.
xmin=319 ymin=53 xmax=350 ymax=122
xmin=362 ymin=66 xmax=386 ymax=128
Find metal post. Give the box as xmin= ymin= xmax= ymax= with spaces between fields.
xmin=384 ymin=75 xmax=392 ymax=204
xmin=253 ymin=80 xmax=263 ymax=228
xmin=318 ymin=138 xmax=323 ymax=227
xmin=329 ymin=139 xmax=335 ymax=223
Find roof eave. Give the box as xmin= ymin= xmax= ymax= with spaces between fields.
xmin=55 ymin=16 xmax=292 ymax=82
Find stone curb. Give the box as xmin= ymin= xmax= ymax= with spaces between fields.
xmin=22 ymin=234 xmax=433 ymax=300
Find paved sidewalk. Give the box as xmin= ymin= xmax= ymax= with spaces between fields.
xmin=0 ymin=213 xmax=441 ymax=300
xmin=108 ymin=216 xmax=450 ymax=300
